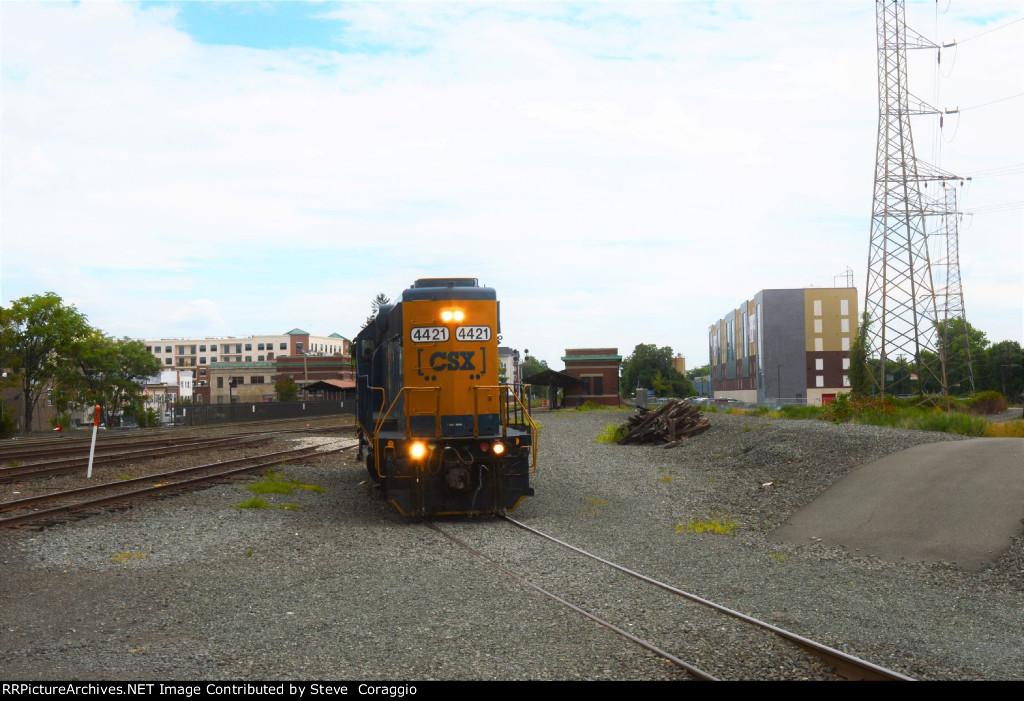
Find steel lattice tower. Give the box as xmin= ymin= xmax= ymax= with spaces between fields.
xmin=932 ymin=184 xmax=975 ymax=392
xmin=864 ymin=0 xmax=960 ymax=399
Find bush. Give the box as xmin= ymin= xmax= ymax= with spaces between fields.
xmin=0 ymin=405 xmax=15 ymax=439
xmin=965 ymin=391 xmax=1007 ymax=415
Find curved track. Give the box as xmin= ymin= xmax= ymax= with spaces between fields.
xmin=427 ymin=517 xmax=914 ymax=681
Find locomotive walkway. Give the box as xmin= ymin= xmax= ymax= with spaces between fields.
xmin=770 ymin=437 xmax=1024 ymax=572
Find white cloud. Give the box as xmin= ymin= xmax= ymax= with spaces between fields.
xmin=1 ymin=1 xmax=1020 ymax=370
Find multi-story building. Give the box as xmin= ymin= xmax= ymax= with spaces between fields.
xmin=142 ymin=328 xmax=350 ymax=397
xmin=709 ymin=288 xmax=858 ymax=406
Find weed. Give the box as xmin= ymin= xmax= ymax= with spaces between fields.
xmin=233 ymin=497 xmax=302 ymax=511
xmin=769 ymin=553 xmax=789 ymax=562
xmin=676 ymin=517 xmax=737 ymax=536
xmin=595 ymin=423 xmax=628 ymax=443
xmin=109 ymin=551 xmax=150 ymax=564
xmin=588 ymin=496 xmax=608 ymax=507
xmin=247 ymin=471 xmax=326 ymax=495
xmin=984 ymin=421 xmax=1024 ymax=438
xmin=743 ymin=424 xmax=751 ymax=432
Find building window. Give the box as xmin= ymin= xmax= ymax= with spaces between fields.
xmin=297 ymin=342 xmax=304 ymax=353
xmin=245 ymin=356 xmax=252 ymax=362
xmin=146 ymin=345 xmax=152 ymax=353
xmin=165 ymin=359 xmax=172 ymax=365
xmin=217 ymin=377 xmax=223 ymax=388
xmin=235 ymin=344 xmax=242 ymax=353
xmin=200 ymin=368 xmax=207 ymax=376
xmin=594 ymin=376 xmax=603 ymax=395
xmin=843 ymin=375 xmax=850 ymax=387
xmin=211 ymin=344 xmax=218 ymax=351
xmin=165 ymin=346 xmax=172 ymax=353
xmin=200 ymin=357 xmax=206 ymax=364
xmin=813 ymin=300 xmax=822 ymax=316
xmin=814 ymin=337 xmax=823 ymax=352
xmin=200 ymin=345 xmax=206 ymax=352
xmin=258 ymin=355 xmax=265 ymax=361
xmin=814 ymin=319 xmax=823 ymax=334
xmin=258 ymin=343 xmax=265 ymax=350
xmin=816 ymin=375 xmax=825 ymax=388
xmin=245 ymin=344 xmax=252 ymax=351
xmin=840 ymin=299 xmax=849 ymax=316
xmin=841 ymin=318 xmax=850 ymax=333
xmin=211 ymin=357 xmax=217 ymax=363
xmin=280 ymin=343 xmax=287 ymax=350
xmin=841 ymin=337 xmax=850 ymax=351
xmin=815 ymin=358 xmax=824 ymax=371
xmin=843 ymin=358 xmax=851 ymax=370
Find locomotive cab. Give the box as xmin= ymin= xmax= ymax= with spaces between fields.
xmin=353 ymin=278 xmax=536 ymax=517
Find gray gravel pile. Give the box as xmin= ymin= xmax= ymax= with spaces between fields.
xmin=1 ymin=410 xmax=1021 ymax=680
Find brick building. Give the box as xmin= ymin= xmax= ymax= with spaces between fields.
xmin=562 ymin=348 xmax=622 ymax=407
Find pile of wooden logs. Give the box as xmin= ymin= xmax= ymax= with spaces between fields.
xmin=617 ymin=399 xmax=710 ymax=448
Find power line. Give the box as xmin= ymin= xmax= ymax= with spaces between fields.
xmin=960 ymin=92 xmax=1024 ymax=111
xmin=956 ymin=15 xmax=1024 ymax=44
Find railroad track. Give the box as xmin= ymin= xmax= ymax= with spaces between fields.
xmin=0 ymin=424 xmax=350 ymax=465
xmin=427 ymin=517 xmax=914 ymax=681
xmin=0 ymin=444 xmax=355 ymax=529
xmin=0 ymin=435 xmax=277 ymax=482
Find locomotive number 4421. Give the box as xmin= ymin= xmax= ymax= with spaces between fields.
xmin=456 ymin=326 xmax=491 ymax=341
xmin=411 ymin=326 xmax=450 ymax=343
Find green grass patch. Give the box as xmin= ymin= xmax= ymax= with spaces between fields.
xmin=576 ymin=401 xmax=629 ymax=412
xmin=247 ymin=471 xmax=326 ymax=495
xmin=769 ymin=553 xmax=790 ymax=562
xmin=233 ymin=497 xmax=302 ymax=511
xmin=595 ymin=423 xmax=628 ymax=443
xmin=675 ymin=517 xmax=737 ymax=536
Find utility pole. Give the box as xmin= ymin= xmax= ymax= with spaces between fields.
xmin=864 ymin=0 xmax=962 ymax=402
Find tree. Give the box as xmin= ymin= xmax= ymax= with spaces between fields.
xmin=979 ymin=340 xmax=1024 ymax=401
xmin=52 ymin=333 xmax=161 ymax=426
xmin=276 ymin=375 xmax=300 ymax=402
xmin=363 ymin=293 xmax=391 ymax=329
xmin=620 ymin=344 xmax=694 ymax=398
xmin=520 ymin=356 xmax=550 ymax=399
xmin=935 ymin=317 xmax=989 ymax=394
xmin=847 ymin=312 xmax=872 ymax=398
xmin=0 ymin=293 xmax=92 ymax=433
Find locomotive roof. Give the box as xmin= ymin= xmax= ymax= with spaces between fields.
xmin=402 ymin=278 xmax=496 ymax=302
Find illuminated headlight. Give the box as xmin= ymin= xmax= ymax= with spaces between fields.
xmin=409 ymin=441 xmax=428 ymax=460
xmin=440 ymin=309 xmax=465 ymax=323
xmin=491 ymin=441 xmax=506 ymax=456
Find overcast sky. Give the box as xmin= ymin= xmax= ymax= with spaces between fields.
xmin=2 ymin=0 xmax=1021 ymax=370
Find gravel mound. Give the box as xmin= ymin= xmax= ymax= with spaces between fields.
xmin=1 ymin=411 xmax=1021 ymax=680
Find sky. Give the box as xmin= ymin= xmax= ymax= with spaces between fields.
xmin=2 ymin=0 xmax=1022 ymax=372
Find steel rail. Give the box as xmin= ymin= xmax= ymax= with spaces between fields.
xmin=0 ymin=435 xmax=275 ymax=482
xmin=503 ymin=516 xmax=914 ymax=681
xmin=424 ymin=521 xmax=718 ymax=681
xmin=0 ymin=446 xmax=350 ymax=529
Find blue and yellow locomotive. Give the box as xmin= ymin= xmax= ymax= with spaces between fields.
xmin=353 ymin=278 xmax=537 ymax=517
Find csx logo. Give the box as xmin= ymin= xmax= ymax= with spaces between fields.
xmin=429 ymin=351 xmax=476 ymax=371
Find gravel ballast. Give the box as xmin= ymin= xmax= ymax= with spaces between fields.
xmin=1 ymin=410 xmax=1021 ymax=680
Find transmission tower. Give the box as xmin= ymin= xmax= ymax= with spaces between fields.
xmin=864 ymin=0 xmax=962 ymax=400
xmin=932 ymin=183 xmax=975 ymax=392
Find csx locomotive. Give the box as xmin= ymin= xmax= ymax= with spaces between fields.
xmin=353 ymin=278 xmax=537 ymax=517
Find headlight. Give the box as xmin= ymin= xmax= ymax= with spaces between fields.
xmin=440 ymin=309 xmax=465 ymax=323
xmin=409 ymin=441 xmax=427 ymax=460
xmin=492 ymin=441 xmax=505 ymax=456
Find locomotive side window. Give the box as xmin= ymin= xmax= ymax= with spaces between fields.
xmin=455 ymin=326 xmax=491 ymax=342
xmin=410 ymin=326 xmax=450 ymax=343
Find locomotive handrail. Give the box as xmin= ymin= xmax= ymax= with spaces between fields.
xmin=369 ymin=384 xmax=538 ymax=478
xmin=473 ymin=384 xmax=538 ymax=472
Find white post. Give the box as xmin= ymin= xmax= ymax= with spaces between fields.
xmin=86 ymin=405 xmax=101 ymax=478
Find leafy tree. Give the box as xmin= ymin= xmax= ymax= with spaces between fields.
xmin=520 ymin=355 xmax=550 ymax=399
xmin=276 ymin=375 xmax=300 ymax=402
xmin=52 ymin=333 xmax=161 ymax=426
xmin=935 ymin=317 xmax=989 ymax=394
xmin=0 ymin=293 xmax=92 ymax=433
xmin=685 ymin=364 xmax=710 ymax=381
xmin=979 ymin=340 xmax=1024 ymax=401
xmin=847 ymin=312 xmax=872 ymax=398
xmin=363 ymin=293 xmax=391 ymax=329
xmin=621 ymin=344 xmax=694 ymax=398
